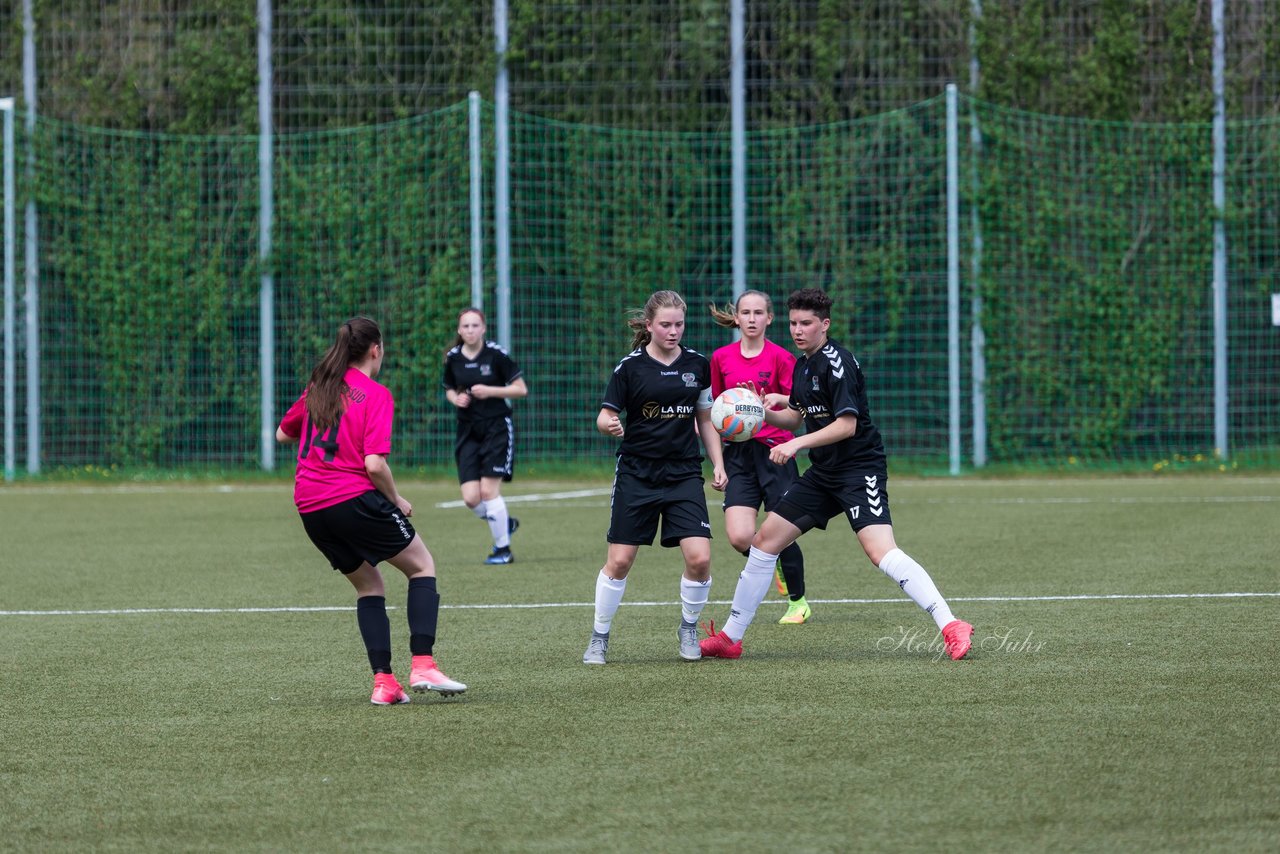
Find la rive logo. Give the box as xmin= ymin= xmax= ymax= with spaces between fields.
xmin=641 ymin=402 xmax=694 ymax=419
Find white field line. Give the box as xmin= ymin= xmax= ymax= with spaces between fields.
xmin=4 ymin=482 xmax=1277 ymax=508
xmin=3 ymin=591 xmax=1277 ymax=617
xmin=432 ymin=492 xmax=1280 ymax=510
xmin=435 ymin=488 xmax=612 ymax=508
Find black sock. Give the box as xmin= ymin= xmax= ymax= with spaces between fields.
xmin=407 ymin=576 xmax=439 ymax=656
xmin=779 ymin=542 xmax=806 ymax=600
xmin=356 ymin=595 xmax=393 ymax=674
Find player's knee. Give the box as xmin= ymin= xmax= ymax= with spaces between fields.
xmin=603 ymin=557 xmax=634 ymax=577
xmin=750 ymin=528 xmax=787 ymax=554
xmin=685 ymin=552 xmax=711 ymax=579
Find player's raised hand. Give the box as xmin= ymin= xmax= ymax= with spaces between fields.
xmin=761 ymin=392 xmax=789 ymax=410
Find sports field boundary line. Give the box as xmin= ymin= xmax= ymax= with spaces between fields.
xmin=3 ymin=591 xmax=1276 ymax=617
xmin=2 ymin=483 xmax=1275 ymax=507
xmin=434 ymin=487 xmax=612 ymax=508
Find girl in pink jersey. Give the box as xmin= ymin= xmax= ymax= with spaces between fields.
xmin=277 ymin=316 xmax=468 ymax=706
xmin=709 ymin=291 xmax=812 ymax=624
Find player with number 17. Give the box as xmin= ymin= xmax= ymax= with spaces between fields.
xmin=700 ymin=289 xmax=975 ymax=662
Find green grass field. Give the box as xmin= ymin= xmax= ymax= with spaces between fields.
xmin=2 ymin=474 xmax=1278 ymax=852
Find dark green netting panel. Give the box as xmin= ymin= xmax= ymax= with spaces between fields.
xmin=967 ymin=98 xmax=1277 ymax=468
xmin=2 ymin=96 xmax=1276 ymax=474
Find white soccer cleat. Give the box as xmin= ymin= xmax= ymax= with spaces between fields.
xmin=409 ymin=655 xmax=467 ymax=696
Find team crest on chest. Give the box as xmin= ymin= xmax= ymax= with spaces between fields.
xmin=682 ymin=372 xmax=698 ymax=387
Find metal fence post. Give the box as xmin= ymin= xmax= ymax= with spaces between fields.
xmin=2 ymin=97 xmax=14 ymax=481
xmin=470 ymin=91 xmax=484 ymax=311
xmin=946 ymin=84 xmax=961 ymax=475
xmin=258 ymin=0 xmax=275 ymax=471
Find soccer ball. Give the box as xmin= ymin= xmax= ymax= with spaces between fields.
xmin=711 ymin=387 xmax=765 ymax=442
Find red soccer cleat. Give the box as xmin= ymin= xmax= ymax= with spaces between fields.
xmin=941 ymin=620 xmax=974 ymax=661
xmin=698 ymin=620 xmax=743 ymax=659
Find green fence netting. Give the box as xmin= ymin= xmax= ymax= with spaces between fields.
xmin=1 ymin=95 xmax=1277 ymax=475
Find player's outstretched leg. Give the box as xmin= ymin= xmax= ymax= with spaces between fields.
xmin=877 ymin=547 xmax=972 ymax=660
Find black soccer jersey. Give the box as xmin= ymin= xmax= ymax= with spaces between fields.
xmin=602 ymin=345 xmax=711 ymax=463
xmin=789 ymin=339 xmax=886 ymax=472
xmin=442 ymin=341 xmax=523 ymax=423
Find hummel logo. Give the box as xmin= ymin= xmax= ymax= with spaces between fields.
xmin=866 ymin=476 xmax=884 ymax=516
xmin=824 ymin=345 xmax=846 ymax=379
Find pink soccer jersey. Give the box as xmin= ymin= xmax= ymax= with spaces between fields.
xmin=278 ymin=367 xmax=395 ymax=513
xmin=710 ymin=339 xmax=797 ymax=448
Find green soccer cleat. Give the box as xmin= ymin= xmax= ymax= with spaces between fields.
xmin=778 ymin=596 xmax=811 ymax=625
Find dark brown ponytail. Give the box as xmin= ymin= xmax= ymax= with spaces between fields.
xmin=306 ymin=316 xmax=381 ymax=429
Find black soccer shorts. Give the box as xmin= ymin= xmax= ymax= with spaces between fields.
xmin=300 ymin=490 xmax=417 ymax=573
xmin=773 ymin=466 xmax=893 ymax=533
xmin=455 ymin=415 xmax=515 ymax=483
xmin=721 ymin=438 xmax=801 ymax=513
xmin=606 ymin=457 xmax=712 ymax=547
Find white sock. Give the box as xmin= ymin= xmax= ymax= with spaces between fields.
xmin=878 ymin=548 xmax=956 ymax=629
xmin=679 ymin=576 xmax=712 ymax=624
xmin=593 ymin=570 xmax=627 ymax=635
xmin=470 ymin=501 xmax=489 ymax=520
xmin=486 ymin=496 xmax=510 ymax=548
xmin=722 ymin=546 xmax=778 ymax=641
